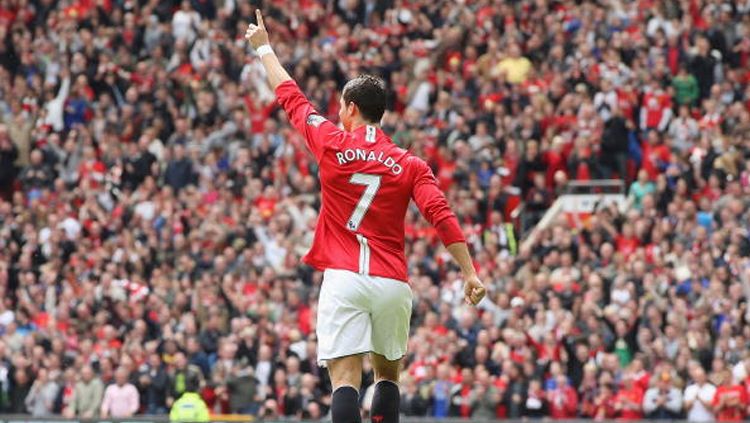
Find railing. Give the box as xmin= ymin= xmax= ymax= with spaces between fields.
xmin=562 ymin=179 xmax=626 ymax=195
xmin=510 ymin=179 xmax=627 ymax=240
xmin=516 ymin=179 xmax=628 ymax=252
xmin=0 ymin=417 xmax=711 ymax=423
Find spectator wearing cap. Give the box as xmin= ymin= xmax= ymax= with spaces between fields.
xmin=643 ymin=371 xmax=683 ymax=419
xmin=510 ymin=296 xmax=525 ymax=310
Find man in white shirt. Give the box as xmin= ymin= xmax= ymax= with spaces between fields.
xmin=172 ymin=1 xmax=201 ymax=43
xmin=684 ymin=366 xmax=717 ymax=422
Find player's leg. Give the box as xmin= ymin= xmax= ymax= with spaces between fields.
xmin=370 ymin=353 xmax=402 ymax=423
xmin=328 ymin=354 xmax=364 ymax=423
xmin=368 ymin=276 xmax=412 ymax=423
xmin=317 ymin=269 xmax=373 ymax=423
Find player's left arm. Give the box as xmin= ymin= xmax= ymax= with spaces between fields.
xmin=411 ymin=159 xmax=485 ymax=305
xmin=245 ymin=10 xmax=343 ymax=161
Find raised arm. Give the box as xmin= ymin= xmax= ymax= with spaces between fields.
xmin=245 ymin=10 xmax=292 ymax=91
xmin=411 ymin=159 xmax=485 ymax=305
xmin=244 ymin=10 xmax=344 ymax=161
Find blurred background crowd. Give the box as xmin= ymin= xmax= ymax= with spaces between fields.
xmin=1 ymin=0 xmax=750 ymax=420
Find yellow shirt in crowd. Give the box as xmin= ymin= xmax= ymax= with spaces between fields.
xmin=495 ymin=57 xmax=532 ymax=84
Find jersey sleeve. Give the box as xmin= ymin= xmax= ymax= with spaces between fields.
xmin=275 ymin=80 xmax=345 ymax=162
xmin=411 ymin=158 xmax=466 ymax=246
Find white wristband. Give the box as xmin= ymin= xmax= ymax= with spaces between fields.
xmin=256 ymin=44 xmax=273 ymax=57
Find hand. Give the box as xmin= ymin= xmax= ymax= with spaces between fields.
xmin=463 ymin=274 xmax=485 ymax=305
xmin=245 ymin=10 xmax=270 ymax=50
xmin=656 ymin=394 xmax=667 ymax=406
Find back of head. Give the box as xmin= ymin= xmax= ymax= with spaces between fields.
xmin=342 ymin=74 xmax=386 ymax=123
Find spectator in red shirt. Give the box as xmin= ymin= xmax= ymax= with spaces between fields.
xmin=547 ymin=374 xmax=578 ymax=419
xmin=592 ymin=383 xmax=616 ymax=420
xmin=615 ymin=222 xmax=640 ymax=257
xmin=641 ymin=131 xmax=672 ymax=180
xmin=449 ymin=368 xmax=474 ymax=418
xmin=614 ymin=373 xmax=645 ymax=420
xmin=713 ymin=371 xmax=748 ymax=422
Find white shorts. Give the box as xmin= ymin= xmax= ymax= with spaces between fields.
xmin=317 ymin=269 xmax=412 ymax=365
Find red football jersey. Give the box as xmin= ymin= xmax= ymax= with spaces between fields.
xmin=713 ymin=385 xmax=748 ymax=422
xmin=276 ymin=80 xmax=464 ymax=282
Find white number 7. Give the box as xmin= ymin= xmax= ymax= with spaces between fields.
xmin=347 ymin=173 xmax=381 ymax=231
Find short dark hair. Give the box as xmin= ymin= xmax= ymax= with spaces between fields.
xmin=342 ymin=74 xmax=386 ymax=123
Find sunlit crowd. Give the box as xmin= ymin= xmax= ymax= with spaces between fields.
xmin=1 ymin=0 xmax=750 ymax=420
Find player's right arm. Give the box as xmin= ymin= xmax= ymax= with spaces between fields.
xmin=245 ymin=10 xmax=344 ymax=161
xmin=244 ymin=10 xmax=290 ymax=91
xmin=411 ymin=158 xmax=485 ymax=305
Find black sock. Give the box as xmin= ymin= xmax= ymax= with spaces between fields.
xmin=332 ymin=386 xmax=361 ymax=423
xmin=370 ymin=380 xmax=400 ymax=423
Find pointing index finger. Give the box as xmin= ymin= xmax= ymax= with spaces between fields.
xmin=256 ymin=9 xmax=265 ymax=29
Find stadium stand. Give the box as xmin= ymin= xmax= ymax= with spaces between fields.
xmin=1 ymin=0 xmax=750 ymax=420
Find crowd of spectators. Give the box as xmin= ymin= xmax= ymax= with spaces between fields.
xmin=1 ymin=0 xmax=750 ymax=420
